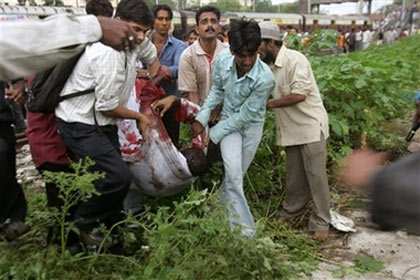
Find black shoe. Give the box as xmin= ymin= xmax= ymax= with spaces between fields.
xmin=79 ymin=230 xmax=114 ymax=249
xmin=0 ymin=221 xmax=30 ymax=241
xmin=66 ymin=242 xmax=85 ymax=255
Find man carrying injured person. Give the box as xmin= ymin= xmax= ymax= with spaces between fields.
xmin=117 ymin=68 xmax=208 ymax=214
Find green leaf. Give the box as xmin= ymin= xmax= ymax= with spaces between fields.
xmin=355 ymin=79 xmax=367 ymax=89
xmin=354 ymin=255 xmax=384 ymax=273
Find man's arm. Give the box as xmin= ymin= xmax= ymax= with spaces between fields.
xmin=266 ymin=93 xmax=306 ymax=109
xmin=0 ymin=15 xmax=139 ymax=81
xmin=267 ymin=55 xmax=313 ymax=109
xmin=166 ymin=41 xmax=187 ymax=79
xmin=102 ymin=105 xmax=151 ymax=136
xmin=178 ymin=52 xmax=199 ymax=104
xmin=193 ymin=58 xmax=226 ymax=133
xmin=207 ymin=79 xmax=275 ymax=144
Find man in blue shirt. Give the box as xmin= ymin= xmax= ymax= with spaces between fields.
xmin=147 ymin=4 xmax=187 ymax=148
xmin=192 ymin=20 xmax=275 ymax=237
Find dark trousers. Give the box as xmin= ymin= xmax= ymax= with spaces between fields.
xmin=56 ymin=120 xmax=131 ymax=231
xmin=0 ymin=124 xmax=27 ymax=224
xmin=38 ymin=163 xmax=72 ymax=209
xmin=161 ymin=105 xmax=180 ymax=148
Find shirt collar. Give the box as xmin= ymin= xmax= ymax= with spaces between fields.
xmin=194 ymin=39 xmax=224 ymax=56
xmin=149 ymin=31 xmax=172 ymax=47
xmin=194 ymin=39 xmax=206 ymax=55
xmin=228 ymin=53 xmax=260 ymax=81
xmin=274 ymin=45 xmax=287 ymax=68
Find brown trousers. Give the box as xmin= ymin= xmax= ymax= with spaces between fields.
xmin=279 ymin=135 xmax=331 ymax=231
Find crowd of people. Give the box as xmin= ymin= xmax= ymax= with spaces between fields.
xmin=0 ymin=0 xmax=418 ymax=254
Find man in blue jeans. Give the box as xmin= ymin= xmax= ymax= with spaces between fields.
xmin=192 ymin=19 xmax=275 ymax=237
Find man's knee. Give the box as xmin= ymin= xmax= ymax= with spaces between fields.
xmin=108 ymin=163 xmax=132 ymax=196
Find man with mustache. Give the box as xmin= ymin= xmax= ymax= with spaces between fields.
xmin=192 ymin=19 xmax=275 ymax=237
xmin=258 ymin=21 xmax=331 ymax=240
xmin=178 ymin=6 xmax=227 ymax=106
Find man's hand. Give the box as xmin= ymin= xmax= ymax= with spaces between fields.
xmin=187 ymin=91 xmax=200 ymax=105
xmin=151 ymin=95 xmax=179 ymax=117
xmin=209 ymin=103 xmax=223 ymax=125
xmin=5 ymin=80 xmax=25 ymax=106
xmin=266 ymin=99 xmax=275 ymax=110
xmin=412 ymin=101 xmax=420 ymax=126
xmin=340 ymin=149 xmax=388 ymax=188
xmin=137 ymin=114 xmax=152 ymax=137
xmin=192 ymin=121 xmax=204 ymax=138
xmin=97 ymin=17 xmax=139 ymax=51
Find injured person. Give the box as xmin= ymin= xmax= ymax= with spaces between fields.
xmin=117 ymin=69 xmax=208 ymax=209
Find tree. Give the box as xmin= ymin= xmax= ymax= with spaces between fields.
xmin=143 ymin=0 xmax=176 ymax=9
xmin=279 ymin=1 xmax=299 ymax=13
xmin=43 ymin=0 xmax=64 ymax=6
xmin=212 ymin=0 xmax=241 ymax=12
xmin=255 ymin=0 xmax=274 ymax=13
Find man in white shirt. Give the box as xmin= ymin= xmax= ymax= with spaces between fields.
xmin=362 ymin=27 xmax=372 ymax=50
xmin=258 ymin=21 xmax=331 ymax=240
xmin=55 ymin=0 xmax=159 ymax=247
xmin=0 ymin=15 xmax=141 ymax=81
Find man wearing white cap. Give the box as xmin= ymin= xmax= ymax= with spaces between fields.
xmin=258 ymin=21 xmax=331 ymax=240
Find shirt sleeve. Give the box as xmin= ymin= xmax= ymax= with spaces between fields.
xmin=0 ymin=14 xmax=102 ymax=81
xmin=178 ymin=51 xmax=198 ymax=92
xmin=167 ymin=41 xmax=187 ymax=79
xmin=194 ymin=58 xmax=225 ymax=127
xmin=175 ymin=98 xmax=200 ymax=122
xmin=289 ymin=55 xmax=313 ymax=96
xmin=208 ymin=79 xmax=275 ymax=144
xmin=136 ymin=38 xmax=158 ymax=66
xmin=87 ymin=45 xmax=126 ymax=112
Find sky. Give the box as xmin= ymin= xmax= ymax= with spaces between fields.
xmin=271 ymin=0 xmax=393 ymax=15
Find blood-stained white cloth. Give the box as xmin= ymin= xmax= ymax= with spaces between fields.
xmin=117 ymin=79 xmax=206 ymax=197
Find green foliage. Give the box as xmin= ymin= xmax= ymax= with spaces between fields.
xmin=332 ymin=255 xmax=384 ymax=277
xmin=42 ymin=0 xmax=64 ymax=6
xmin=42 ymin=157 xmax=103 ymax=255
xmin=0 ymin=185 xmax=318 ymax=279
xmin=285 ymin=29 xmax=339 ymax=55
xmin=311 ymin=35 xmax=420 ymax=160
xmin=278 ymin=1 xmax=299 ymax=13
xmin=144 ymin=0 xmax=176 ymax=9
xmin=211 ymin=0 xmax=241 ymax=12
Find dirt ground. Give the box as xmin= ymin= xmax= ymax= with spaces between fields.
xmin=308 ymin=208 xmax=420 ymax=280
xmin=15 ymin=144 xmax=420 ymax=280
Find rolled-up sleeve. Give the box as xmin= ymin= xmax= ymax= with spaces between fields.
xmin=1 ymin=14 xmax=102 ymax=81
xmin=136 ymin=39 xmax=157 ymax=66
xmin=88 ymin=46 xmax=126 ymax=112
xmin=289 ymin=56 xmax=313 ymax=96
xmin=178 ymin=52 xmax=198 ymax=92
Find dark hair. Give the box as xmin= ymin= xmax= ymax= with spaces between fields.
xmin=188 ymin=28 xmax=198 ymax=37
xmin=262 ymin=38 xmax=282 ymax=47
xmin=172 ymin=28 xmax=186 ymax=40
xmin=115 ymin=0 xmax=153 ymax=27
xmin=85 ymin=0 xmax=113 ymax=17
xmin=181 ymin=147 xmax=208 ymax=176
xmin=228 ymin=19 xmax=261 ymax=54
xmin=195 ymin=6 xmax=221 ymax=25
xmin=152 ymin=4 xmax=173 ymax=20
